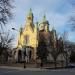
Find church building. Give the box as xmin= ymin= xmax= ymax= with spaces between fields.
xmin=14 ymin=9 xmax=66 ymax=64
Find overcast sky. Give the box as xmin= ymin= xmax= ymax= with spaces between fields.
xmin=3 ymin=0 xmax=75 ymax=47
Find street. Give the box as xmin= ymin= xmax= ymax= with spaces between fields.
xmin=0 ymin=67 xmax=75 ymax=75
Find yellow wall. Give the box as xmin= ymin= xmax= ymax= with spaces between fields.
xmin=18 ymin=26 xmax=38 ymax=47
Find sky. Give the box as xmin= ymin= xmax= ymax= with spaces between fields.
xmin=3 ymin=0 xmax=75 ymax=47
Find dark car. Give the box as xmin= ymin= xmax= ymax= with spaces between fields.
xmin=65 ymin=63 xmax=75 ymax=68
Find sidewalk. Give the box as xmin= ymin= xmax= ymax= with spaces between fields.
xmin=0 ymin=66 xmax=48 ymax=71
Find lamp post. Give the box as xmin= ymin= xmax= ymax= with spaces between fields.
xmin=12 ymin=27 xmax=26 ymax=68
xmin=12 ymin=27 xmax=20 ymax=61
xmin=22 ymin=45 xmax=26 ymax=68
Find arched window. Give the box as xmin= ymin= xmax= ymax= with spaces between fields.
xmin=24 ymin=35 xmax=29 ymax=45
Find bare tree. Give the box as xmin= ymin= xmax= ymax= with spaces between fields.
xmin=0 ymin=31 xmax=14 ymax=63
xmin=69 ymin=15 xmax=75 ymax=31
xmin=0 ymin=0 xmax=13 ymax=28
xmin=67 ymin=0 xmax=75 ymax=30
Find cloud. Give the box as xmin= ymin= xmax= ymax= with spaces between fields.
xmin=68 ymin=31 xmax=75 ymax=42
xmin=44 ymin=12 xmax=73 ymax=36
xmin=4 ymin=0 xmax=75 ymax=47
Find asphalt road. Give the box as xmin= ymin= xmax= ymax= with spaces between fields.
xmin=0 ymin=67 xmax=75 ymax=75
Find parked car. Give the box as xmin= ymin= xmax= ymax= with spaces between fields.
xmin=65 ymin=63 xmax=75 ymax=68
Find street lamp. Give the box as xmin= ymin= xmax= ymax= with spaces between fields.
xmin=12 ymin=27 xmax=26 ymax=68
xmin=22 ymin=45 xmax=26 ymax=68
xmin=12 ymin=28 xmax=19 ymax=31
xmin=12 ymin=28 xmax=16 ymax=30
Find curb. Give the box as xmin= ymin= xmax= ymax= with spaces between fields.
xmin=0 ymin=66 xmax=48 ymax=71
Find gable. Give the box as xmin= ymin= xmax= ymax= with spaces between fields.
xmin=23 ymin=24 xmax=34 ymax=35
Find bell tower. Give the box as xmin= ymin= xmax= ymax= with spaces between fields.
xmin=25 ymin=8 xmax=34 ymax=31
xmin=39 ymin=15 xmax=49 ymax=32
xmin=43 ymin=15 xmax=49 ymax=32
xmin=26 ymin=8 xmax=34 ymax=24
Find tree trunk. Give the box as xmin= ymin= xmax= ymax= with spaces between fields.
xmin=61 ymin=60 xmax=64 ymax=68
xmin=40 ymin=58 xmax=43 ymax=68
xmin=66 ymin=53 xmax=68 ymax=67
xmin=54 ymin=59 xmax=57 ymax=69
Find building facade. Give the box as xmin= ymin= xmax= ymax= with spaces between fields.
xmin=14 ymin=9 xmax=66 ymax=64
